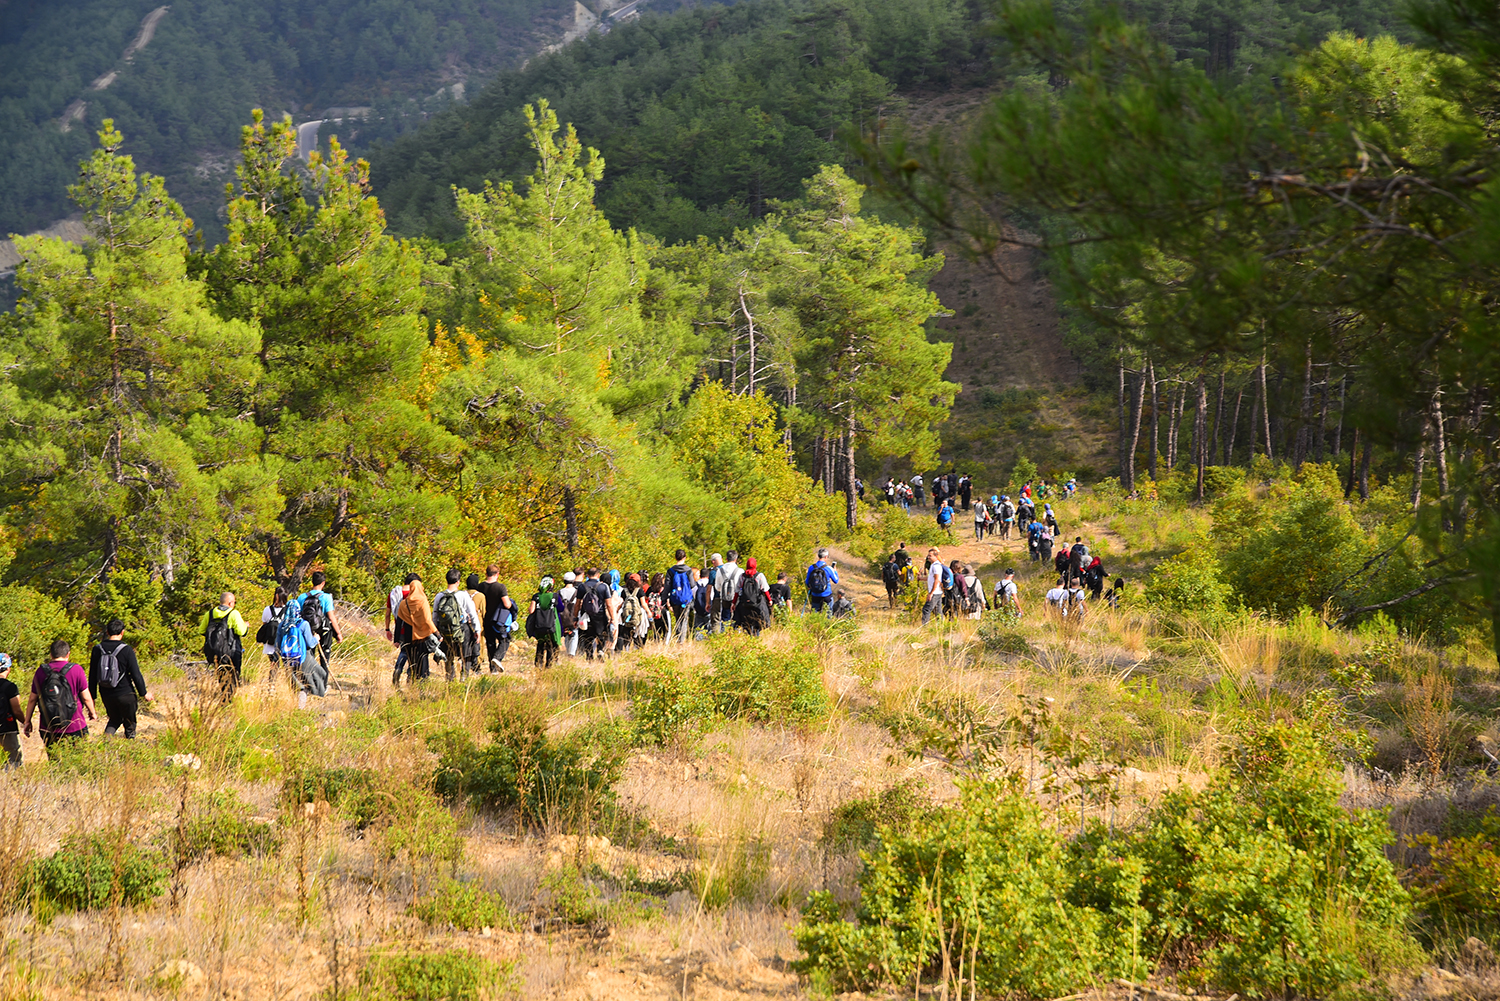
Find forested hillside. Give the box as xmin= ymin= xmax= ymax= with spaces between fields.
xmin=0 ymin=0 xmax=577 ymax=241
xmin=369 ymin=0 xmax=1412 ymax=242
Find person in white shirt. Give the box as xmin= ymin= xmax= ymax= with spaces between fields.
xmin=559 ymin=572 xmax=579 ymax=656
xmin=436 ymin=570 xmax=483 ymax=679
xmin=972 ymin=500 xmax=988 ymax=541
xmin=1046 ymin=581 xmax=1069 ymax=615
xmin=921 ymin=548 xmax=945 ymax=625
xmin=716 ymin=551 xmax=744 ymax=630
xmin=993 ymin=569 xmax=1023 ymax=618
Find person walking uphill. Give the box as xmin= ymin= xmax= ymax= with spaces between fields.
xmin=805 ymin=548 xmax=839 ymax=613
xmin=396 ymin=576 xmax=443 ymax=683
xmin=667 ymin=550 xmax=696 ymax=642
xmin=734 ymin=557 xmax=772 ymax=636
xmin=91 ymin=619 xmax=149 ymax=739
xmin=527 ymin=578 xmax=564 ymax=670
xmin=201 ymin=592 xmax=249 ymax=692
xmin=433 ymin=570 xmax=482 ymax=680
xmin=0 ymin=655 xmax=21 ymax=767
xmin=26 ymin=639 xmax=94 ymax=746
xmin=298 ymin=571 xmax=344 ymax=672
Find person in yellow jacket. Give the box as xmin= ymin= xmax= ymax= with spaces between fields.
xmin=200 ymin=592 xmax=249 ymax=692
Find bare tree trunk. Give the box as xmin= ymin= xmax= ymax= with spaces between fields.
xmin=1227 ymin=388 xmax=1244 ymax=466
xmin=1431 ymin=387 xmax=1450 ymax=531
xmin=1259 ymin=354 xmax=1274 ymax=462
xmin=1117 ymin=348 xmax=1127 ymax=481
xmin=1212 ymin=370 xmax=1225 ymax=467
xmin=1166 ymin=381 xmax=1179 ymax=470
xmin=1332 ymin=373 xmax=1346 ymax=459
xmin=1168 ymin=380 xmax=1186 ymax=469
xmin=1344 ymin=428 xmax=1360 ymax=498
xmin=1410 ymin=422 xmax=1426 ymax=514
xmin=1358 ymin=435 xmax=1372 ymax=500
xmin=1249 ymin=384 xmax=1261 ymax=464
xmin=1195 ymin=375 xmax=1209 ymax=501
xmin=842 ymin=425 xmax=858 ymax=530
xmin=1125 ymin=368 xmax=1146 ymax=492
xmin=1315 ymin=367 xmax=1330 ymax=463
xmin=563 ymin=486 xmax=579 ymax=553
xmin=812 ymin=432 xmax=824 ymax=490
xmin=1294 ymin=341 xmax=1313 ymax=469
xmin=1148 ymin=358 xmax=1159 ymax=480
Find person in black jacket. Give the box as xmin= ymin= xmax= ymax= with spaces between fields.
xmin=89 ymin=619 xmax=150 ymax=739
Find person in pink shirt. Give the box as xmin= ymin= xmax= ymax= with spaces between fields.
xmin=25 ymin=639 xmax=95 ymax=746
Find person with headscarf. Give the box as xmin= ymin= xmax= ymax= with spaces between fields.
xmin=733 ymin=556 xmax=771 ymax=636
xmin=397 ymin=576 xmax=442 ymax=683
xmin=528 ymin=577 xmax=563 ymax=669
xmin=605 ymin=570 xmax=624 ymax=654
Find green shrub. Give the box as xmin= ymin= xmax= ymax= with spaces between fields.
xmin=796 ymin=779 xmax=1132 ymax=996
xmin=167 ymin=790 xmax=280 ymax=863
xmin=281 ymin=765 xmax=383 ymax=827
xmin=1413 ymin=808 xmax=1500 ymax=935
xmin=42 ymin=733 xmax=158 ymax=778
xmin=411 ymin=879 xmax=512 ymax=932
xmin=0 ymin=584 xmax=88 ymax=675
xmin=26 ymin=834 xmax=168 ymax=914
xmin=355 ymin=950 xmax=513 ymax=1001
xmin=1219 ymin=484 xmax=1370 ymax=616
xmin=429 ymin=693 xmax=627 ymax=825
xmin=97 ymin=568 xmax=174 ymax=657
xmin=1145 ymin=545 xmax=1232 ymax=620
xmin=821 ymin=781 xmax=930 ymax=851
xmin=977 ymin=619 xmax=1030 ymax=656
xmin=693 ymin=836 xmax=771 ymax=909
xmin=632 ymin=635 xmax=830 ymax=745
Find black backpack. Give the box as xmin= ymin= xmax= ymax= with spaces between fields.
xmin=527 ymin=602 xmax=558 ymax=640
xmin=807 ymin=563 xmax=830 ymax=595
xmin=38 ymin=663 xmax=77 ymax=732
xmin=882 ymin=560 xmax=899 ymax=588
xmin=204 ymin=612 xmax=239 ymax=663
xmin=96 ymin=642 xmax=122 ymax=688
xmin=580 ymin=581 xmax=606 ymax=621
xmin=300 ymin=593 xmax=328 ymax=635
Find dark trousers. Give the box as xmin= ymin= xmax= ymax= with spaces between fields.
xmin=486 ymin=630 xmax=511 ymax=669
xmin=810 ymin=594 xmax=830 ymax=613
xmin=101 ymin=688 xmax=138 ymax=739
xmin=535 ymin=637 xmax=558 ymax=669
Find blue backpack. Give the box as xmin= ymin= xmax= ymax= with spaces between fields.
xmin=278 ymin=597 xmax=307 ymax=661
xmin=669 ymin=566 xmax=695 ymax=606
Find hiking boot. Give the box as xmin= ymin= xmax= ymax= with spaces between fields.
xmin=489 ymin=657 xmax=502 ymax=673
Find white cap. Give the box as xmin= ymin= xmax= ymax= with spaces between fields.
xmin=563 ymin=571 xmax=576 ymax=583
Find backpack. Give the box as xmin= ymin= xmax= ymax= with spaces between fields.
xmin=300 ymin=592 xmax=328 ymax=635
xmin=1000 ymin=502 xmax=1015 ymax=521
xmin=38 ymin=663 xmax=77 ymax=732
xmin=807 ymin=563 xmax=830 ymax=596
xmin=669 ymin=566 xmax=695 ymax=607
xmin=95 ymin=643 xmax=123 ymax=688
xmin=881 ymin=560 xmax=899 ymax=588
xmin=526 ymin=601 xmax=558 ymax=641
xmin=620 ymin=590 xmax=641 ymax=626
xmin=738 ymin=573 xmax=762 ymax=606
xmin=995 ymin=580 xmax=1016 ymax=608
xmin=255 ymin=612 xmax=277 ymax=645
xmin=580 ymin=581 xmax=606 ymax=621
xmin=966 ymin=577 xmax=984 ymax=612
xmin=433 ymin=590 xmax=465 ymax=642
xmin=939 ymin=563 xmax=956 ymax=592
xmin=204 ymin=611 xmax=239 ymax=664
xmin=278 ymin=598 xmax=307 ymax=661
xmin=694 ymin=583 xmax=711 ymax=617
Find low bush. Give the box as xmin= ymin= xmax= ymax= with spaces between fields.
xmin=166 ymin=790 xmax=279 ymax=863
xmin=26 ymin=834 xmax=168 ymax=915
xmin=429 ymin=693 xmax=627 ymax=826
xmin=355 ymin=950 xmax=513 ymax=1001
xmin=281 ymin=765 xmax=382 ymax=827
xmin=1413 ymin=808 xmax=1500 ymax=936
xmin=411 ymin=879 xmax=512 ymax=931
xmin=797 ymin=721 xmax=1421 ymax=999
xmin=1145 ymin=544 xmax=1232 ymax=620
xmin=633 ymin=635 xmax=829 ymax=745
xmin=822 ymin=781 xmax=930 ymax=852
xmin=976 ymin=619 xmax=1030 ymax=656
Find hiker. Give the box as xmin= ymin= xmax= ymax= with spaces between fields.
xmin=961 ymin=565 xmax=986 ymax=620
xmin=805 ymin=548 xmax=839 ymax=613
xmin=1026 ymin=518 xmax=1043 ymax=562
xmin=617 ymin=574 xmax=646 ymax=649
xmin=972 ymin=498 xmax=989 ymax=541
xmin=1045 ymin=579 xmax=1070 ymax=616
xmin=527 ymin=578 xmax=563 ymax=669
xmin=0 ymin=655 xmax=20 ymax=767
xmin=433 ymin=570 xmax=483 ymax=680
xmin=958 ymin=474 xmax=972 ymax=511
xmin=386 ymin=576 xmax=416 ymax=685
xmin=883 ymin=478 xmax=896 ymax=506
xmin=882 ymin=553 xmax=903 ymax=608
xmin=260 ymin=588 xmax=289 ymax=679
xmin=735 ymin=557 xmax=772 ymax=636
xmin=829 ymin=589 xmax=855 ymax=619
xmin=667 ymin=550 xmax=697 ymax=642
xmin=921 ymin=548 xmax=947 ymax=625
xmin=936 ymin=499 xmax=954 ymax=534
xmin=1084 ymin=556 xmax=1106 ymax=599
xmin=90 ymin=619 xmax=149 ymax=739
xmin=558 ymin=572 xmax=580 ymax=656
xmin=1043 ymin=504 xmax=1059 ymax=534
xmin=1038 ymin=520 xmax=1055 ymax=564
xmin=768 ymin=571 xmax=792 ymax=610
xmin=395 ymin=576 xmax=443 ymax=683
xmin=277 ymin=604 xmax=325 ymax=708
xmin=297 ymin=572 xmax=343 ymax=673
xmin=1105 ymin=577 xmax=1126 ymax=610
xmin=716 ymin=552 xmax=744 ymax=630
xmin=946 ymin=560 xmax=965 ymax=619
xmin=705 ymin=554 xmax=724 ymax=632
xmin=605 ymin=570 xmax=625 ymax=652
xmin=466 ymin=574 xmax=488 ymax=641
xmin=1054 ymin=543 xmax=1071 ymax=581
xmin=931 ymin=475 xmax=946 ymax=507
xmin=993 ymin=569 xmax=1023 ymax=618
xmin=480 ymin=569 xmax=517 ymax=671
xmin=1066 ymin=581 xmax=1089 ymax=619
xmin=998 ymin=496 xmax=1016 ymax=540
xmin=1068 ymin=538 xmax=1089 ymax=587
xmin=855 ymin=478 xmax=865 ymax=501
xmin=26 ymin=639 xmax=93 ymax=746
xmin=1018 ymin=495 xmax=1036 ymax=527
xmin=201 ymin=592 xmax=248 ymax=692
xmin=911 ymin=473 xmax=925 ymax=507
xmin=573 ymin=569 xmax=610 ymax=660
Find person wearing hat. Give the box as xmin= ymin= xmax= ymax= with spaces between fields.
xmin=558 ymin=571 xmax=580 ymax=656
xmin=0 ymin=653 xmax=20 ymax=767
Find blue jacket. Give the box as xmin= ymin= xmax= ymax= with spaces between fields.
xmin=805 ymin=560 xmax=839 ymax=598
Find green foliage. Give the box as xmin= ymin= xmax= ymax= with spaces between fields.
xmin=96 ymin=567 xmax=173 ymax=656
xmin=25 ymin=834 xmax=167 ymax=914
xmin=411 ymin=879 xmax=512 ymax=932
xmin=429 ymin=693 xmax=627 ymax=825
xmin=1219 ymin=481 xmax=1371 ymax=616
xmin=165 ymin=789 xmax=280 ymax=863
xmin=355 ymin=950 xmax=513 ymax=1001
xmin=1413 ymin=809 xmax=1500 ymax=935
xmin=821 ymin=781 xmax=930 ymax=851
xmin=1009 ymin=453 xmax=1039 ymax=494
xmin=632 ymin=635 xmax=830 ymax=745
xmin=0 ymin=584 xmax=88 ymax=673
xmin=1145 ymin=545 xmax=1233 ymax=619
xmin=798 ymin=721 xmax=1420 ymax=998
